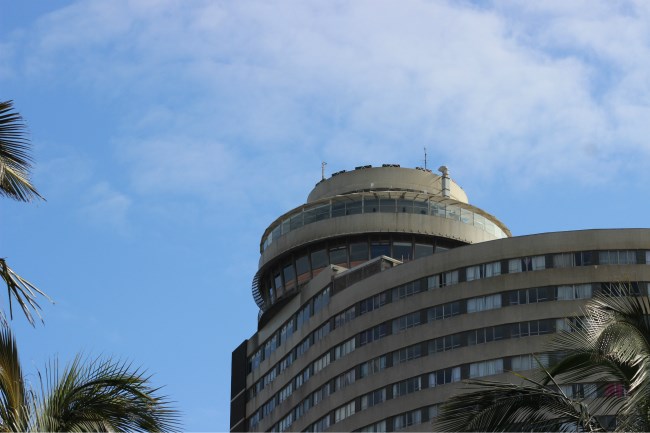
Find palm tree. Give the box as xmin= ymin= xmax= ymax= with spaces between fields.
xmin=0 ymin=100 xmax=50 ymax=325
xmin=0 ymin=322 xmax=179 ymax=432
xmin=435 ymin=288 xmax=650 ymax=432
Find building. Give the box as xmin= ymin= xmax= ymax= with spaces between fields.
xmin=230 ymin=165 xmax=650 ymax=432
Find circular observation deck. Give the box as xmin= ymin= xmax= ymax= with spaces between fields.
xmin=251 ymin=166 xmax=511 ymax=313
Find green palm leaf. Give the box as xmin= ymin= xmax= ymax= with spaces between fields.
xmin=0 ymin=322 xmax=179 ymax=432
xmin=436 ymin=285 xmax=650 ymax=432
xmin=435 ymin=369 xmax=606 ymax=432
xmin=0 ymin=100 xmax=42 ymax=202
xmin=34 ymin=356 xmax=180 ymax=432
xmin=0 ymin=259 xmax=51 ymax=326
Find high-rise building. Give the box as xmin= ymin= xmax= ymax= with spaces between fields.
xmin=231 ymin=165 xmax=650 ymax=432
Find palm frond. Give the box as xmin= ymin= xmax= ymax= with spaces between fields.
xmin=0 ymin=258 xmax=52 ymax=326
xmin=434 ymin=372 xmax=605 ymax=432
xmin=0 ymin=100 xmax=43 ymax=202
xmin=0 ymin=323 xmax=30 ymax=432
xmin=35 ymin=355 xmax=181 ymax=432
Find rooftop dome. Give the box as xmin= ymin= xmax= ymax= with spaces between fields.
xmin=307 ymin=165 xmax=468 ymax=203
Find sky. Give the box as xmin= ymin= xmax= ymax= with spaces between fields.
xmin=2 ymin=0 xmax=650 ymax=430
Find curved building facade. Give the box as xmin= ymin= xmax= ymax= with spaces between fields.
xmin=231 ymin=165 xmax=650 ymax=432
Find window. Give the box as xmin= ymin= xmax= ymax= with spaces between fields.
xmin=280 ymin=320 xmax=294 ymax=345
xmin=314 ymin=322 xmax=330 ymax=342
xmin=361 ymin=388 xmax=386 ymax=410
xmin=359 ymin=292 xmax=388 ymax=315
xmin=466 ymin=262 xmax=501 ymax=281
xmin=278 ymin=382 xmax=293 ymax=403
xmin=283 ymin=264 xmax=296 ymax=289
xmin=511 ymin=354 xmax=550 ymax=371
xmin=335 ymin=401 xmax=355 ymax=423
xmin=279 ymin=352 xmax=294 ymax=373
xmin=428 ymin=271 xmax=458 ymax=288
xmin=360 ymin=355 xmax=387 ymax=378
xmin=429 ymin=367 xmax=461 ymax=387
xmin=313 ymin=353 xmax=330 ymax=374
xmin=392 ymin=311 xmax=421 ymax=333
xmin=468 ymin=325 xmax=506 ymax=345
xmin=509 ymin=256 xmax=545 ymax=272
xmin=296 ymin=255 xmax=310 ymax=284
xmin=445 ymin=270 xmax=459 ymax=285
xmin=393 ymin=242 xmax=413 ymax=261
xmin=311 ymin=414 xmax=330 ymax=432
xmin=335 ymin=338 xmax=356 ymax=359
xmin=429 ymin=334 xmax=461 ymax=353
xmin=310 ymin=249 xmax=328 ymax=270
xmin=349 ymin=242 xmax=368 ymax=264
xmin=296 ymin=302 xmax=312 ymax=328
xmin=334 ymin=307 xmax=355 ymax=328
xmin=393 ymin=376 xmax=421 ymax=397
xmin=313 ymin=286 xmax=330 ymax=314
xmin=511 ymin=320 xmax=555 ymax=338
xmin=329 ymin=246 xmax=348 ymax=266
xmin=296 ymin=336 xmax=310 ymax=357
xmin=470 ymin=358 xmax=503 ymax=378
xmin=414 ymin=243 xmax=434 ymax=259
xmin=397 ymin=198 xmax=414 ymax=213
xmin=335 ymin=369 xmax=355 ymax=390
xmin=393 ymin=280 xmax=422 ymax=299
xmin=553 ymin=253 xmax=575 ymax=268
xmin=359 ymin=323 xmax=388 ymax=346
xmin=467 ymin=294 xmax=501 ymax=313
xmin=304 ymin=204 xmax=330 ymax=224
xmin=277 ymin=413 xmax=293 ymax=432
xmin=359 ymin=420 xmax=387 ymax=432
xmin=427 ymin=302 xmax=460 ymax=321
xmin=508 ymin=287 xmax=554 ymax=305
xmin=393 ymin=409 xmax=422 ymax=430
xmin=312 ymin=382 xmax=330 ymax=406
xmin=557 ymin=284 xmax=592 ymax=300
xmin=393 ymin=344 xmax=422 ymax=364
xmin=600 ymin=250 xmax=637 ymax=265
xmin=371 ymin=241 xmax=391 ymax=258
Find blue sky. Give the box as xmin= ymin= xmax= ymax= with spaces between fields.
xmin=2 ymin=0 xmax=650 ymax=430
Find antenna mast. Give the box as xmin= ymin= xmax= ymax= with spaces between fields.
xmin=423 ymin=147 xmax=428 ymax=170
xmin=321 ymin=161 xmax=327 ymax=180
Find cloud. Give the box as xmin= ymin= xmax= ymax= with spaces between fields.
xmin=9 ymin=0 xmax=650 ymax=199
xmin=79 ymin=182 xmax=132 ymax=232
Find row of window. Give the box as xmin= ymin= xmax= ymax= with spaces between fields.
xmin=249 ymin=286 xmax=331 ymax=373
xmin=262 ymin=193 xmax=508 ymax=252
xmin=251 ymin=279 xmax=646 ymax=428
xmin=357 ymin=405 xmax=439 ymax=432
xmin=255 ymin=314 xmax=574 ymax=431
xmin=250 ymin=276 xmax=647 ymax=425
xmin=301 ymin=352 xmax=568 ymax=432
xmin=262 ymin=236 xmax=445 ymax=307
xmin=252 ymin=248 xmax=648 ymax=377
xmin=354 ymin=383 xmax=625 ymax=433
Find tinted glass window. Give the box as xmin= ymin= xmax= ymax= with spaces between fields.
xmin=364 ymin=198 xmax=379 ymax=213
xmin=329 ymin=246 xmax=348 ymax=266
xmin=311 ymin=249 xmax=328 ymax=269
xmin=350 ymin=242 xmax=368 ymax=262
xmin=296 ymin=255 xmax=310 ymax=276
xmin=393 ymin=242 xmax=412 ymax=261
xmin=414 ymin=243 xmax=433 ymax=259
xmin=371 ymin=242 xmax=391 ymax=259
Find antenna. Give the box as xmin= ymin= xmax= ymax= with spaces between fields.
xmin=423 ymin=147 xmax=428 ymax=170
xmin=321 ymin=161 xmax=327 ymax=180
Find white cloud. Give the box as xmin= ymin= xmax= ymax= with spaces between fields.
xmin=79 ymin=182 xmax=132 ymax=232
xmin=10 ymin=0 xmax=650 ymax=200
